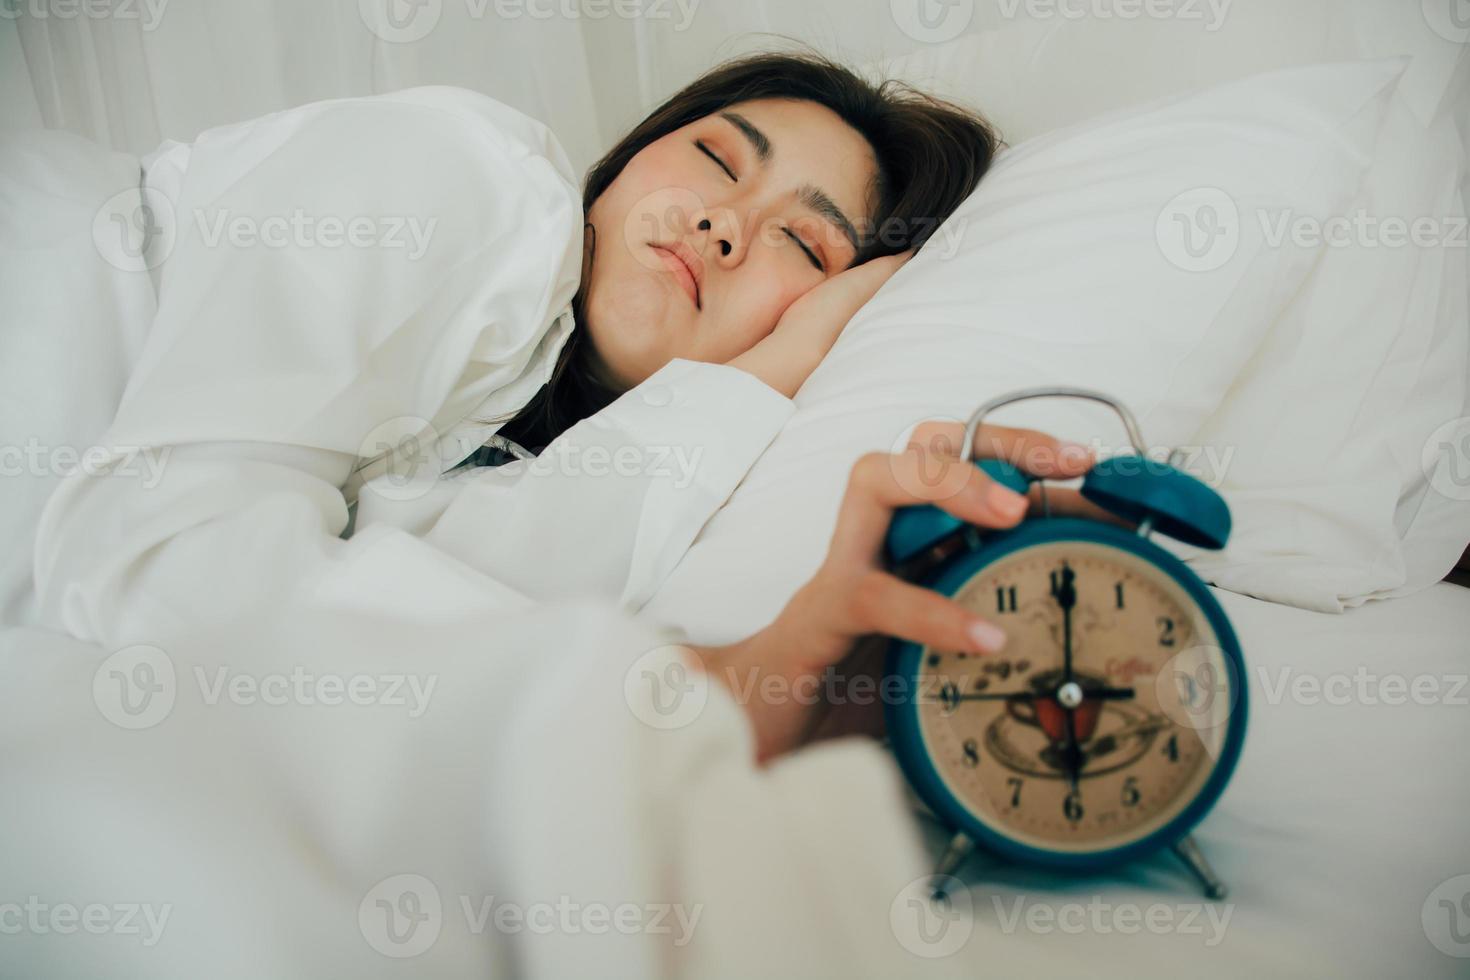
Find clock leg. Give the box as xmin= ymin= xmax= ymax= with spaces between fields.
xmin=929 ymin=832 xmax=976 ymax=900
xmin=1172 ymin=835 xmax=1228 ymax=900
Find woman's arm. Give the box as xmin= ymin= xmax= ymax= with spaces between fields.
xmin=32 ymin=88 xmax=584 ymax=647
xmin=409 ymin=357 xmax=795 ymax=611
xmin=688 ymin=420 xmax=1099 ymax=763
xmin=356 ymin=253 xmax=915 ymax=612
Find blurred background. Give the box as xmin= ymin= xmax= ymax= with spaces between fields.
xmin=5 ymin=0 xmax=1467 ymax=179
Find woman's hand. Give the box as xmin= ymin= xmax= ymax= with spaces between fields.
xmin=688 ymin=420 xmax=1104 ymax=763
xmin=725 ymin=251 xmax=913 ymax=399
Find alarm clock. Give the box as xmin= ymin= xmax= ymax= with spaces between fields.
xmin=883 ymin=387 xmax=1247 ymax=900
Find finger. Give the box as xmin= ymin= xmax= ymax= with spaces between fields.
xmin=907 ymin=420 xmax=1093 ymax=481
xmin=847 ymin=251 xmax=909 ymax=286
xmin=827 ymin=447 xmax=1029 ymax=567
xmin=906 ymin=419 xmax=968 ymax=457
xmin=867 ymin=250 xmax=911 ymax=268
xmin=853 ymin=570 xmax=1007 ymax=655
xmin=906 ymin=423 xmax=1131 ymax=529
xmin=806 ymin=253 xmax=908 ymax=322
xmin=973 ymin=423 xmax=1094 ymax=479
xmin=1025 ymin=485 xmax=1137 ymax=529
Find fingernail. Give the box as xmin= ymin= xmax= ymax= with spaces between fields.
xmin=988 ymin=484 xmax=1028 ymax=520
xmin=1058 ymin=440 xmax=1094 ymax=465
xmin=967 ymin=619 xmax=1007 ymax=654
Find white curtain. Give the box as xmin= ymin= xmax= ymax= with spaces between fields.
xmin=0 ymin=0 xmax=962 ymax=175
xmin=4 ymin=1 xmax=1466 ymax=181
xmin=4 ymin=0 xmax=639 ymax=174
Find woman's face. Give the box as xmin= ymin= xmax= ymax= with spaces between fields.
xmin=582 ymin=98 xmax=879 ymax=388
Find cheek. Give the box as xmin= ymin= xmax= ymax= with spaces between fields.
xmin=710 ymin=254 xmax=816 ymax=355
xmin=607 ymin=146 xmax=707 ymax=246
xmin=586 ymin=262 xmax=670 ymax=370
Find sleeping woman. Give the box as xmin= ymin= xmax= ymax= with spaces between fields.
xmin=34 ymin=51 xmax=1095 ymax=764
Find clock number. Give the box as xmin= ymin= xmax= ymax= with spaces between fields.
xmin=961 ymin=738 xmax=980 ymax=768
xmin=1164 ymin=733 xmax=1179 ymax=762
xmin=939 ymin=681 xmax=961 ymax=714
xmin=1121 ymin=776 xmax=1141 ymax=807
xmin=1157 ymin=616 xmax=1176 ymax=647
xmin=1006 ymin=777 xmax=1023 ymax=808
xmin=995 ymin=585 xmax=1017 ymax=613
xmin=1173 ymin=662 xmax=1221 ymax=713
xmin=1114 ymin=581 xmax=1125 ymax=609
xmin=1063 ymin=791 xmax=1084 ymax=823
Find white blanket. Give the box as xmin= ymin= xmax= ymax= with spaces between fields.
xmin=26 ymin=87 xmax=796 ymax=648
xmin=5 ymin=579 xmax=1466 ymax=977
xmin=0 ymin=592 xmax=953 ymax=979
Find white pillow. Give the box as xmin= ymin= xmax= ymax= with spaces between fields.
xmin=1176 ymin=84 xmax=1470 ymax=611
xmin=642 ymin=60 xmax=1403 ymax=641
xmin=0 ymin=131 xmax=155 ymax=627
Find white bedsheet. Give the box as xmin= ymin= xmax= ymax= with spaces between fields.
xmin=0 ymin=579 xmax=1465 ymax=978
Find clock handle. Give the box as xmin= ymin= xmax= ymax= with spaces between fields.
xmin=958 ymin=386 xmax=1229 ymax=547
xmin=1172 ymin=834 xmax=1230 ymax=901
xmin=958 ymin=386 xmax=1159 ymax=464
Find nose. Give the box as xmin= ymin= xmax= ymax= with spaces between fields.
xmin=693 ymin=207 xmax=746 ymax=267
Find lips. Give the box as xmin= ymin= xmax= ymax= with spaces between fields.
xmin=652 ymin=242 xmax=704 ymax=309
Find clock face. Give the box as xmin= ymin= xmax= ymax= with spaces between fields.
xmin=910 ymin=537 xmax=1239 ymax=856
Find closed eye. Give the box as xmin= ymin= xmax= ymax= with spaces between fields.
xmin=784 ymin=228 xmax=825 ymax=273
xmin=695 ymin=140 xmax=736 ymax=181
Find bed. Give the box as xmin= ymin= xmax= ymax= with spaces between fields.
xmin=0 ymin=578 xmax=1465 ymax=978
xmin=2 ymin=5 xmax=1467 ymax=979
xmin=924 ymin=580 xmax=1470 ymax=978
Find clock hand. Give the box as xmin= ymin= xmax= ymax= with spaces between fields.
xmin=942 ymin=691 xmax=1036 ymax=703
xmin=937 ymin=686 xmax=1134 ymax=706
xmin=1050 ymin=563 xmax=1077 ymax=682
xmin=1062 ymin=710 xmax=1081 ymax=794
xmin=1046 ymin=564 xmax=1085 ymax=793
xmin=1081 ymin=686 xmax=1135 ymax=700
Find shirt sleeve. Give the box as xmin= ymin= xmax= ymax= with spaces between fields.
xmin=31 ymin=86 xmax=585 ymax=648
xmin=103 ymin=85 xmax=583 ymax=468
xmin=355 ymin=357 xmax=795 ymax=613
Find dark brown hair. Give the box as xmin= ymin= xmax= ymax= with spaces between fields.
xmin=481 ymin=48 xmax=1000 ymax=459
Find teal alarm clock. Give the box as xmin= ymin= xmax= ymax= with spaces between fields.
xmin=884 ymin=388 xmax=1246 ymax=899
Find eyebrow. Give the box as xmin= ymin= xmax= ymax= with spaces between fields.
xmin=718 ymin=111 xmax=863 ymax=254
xmin=718 ymin=111 xmax=771 ymax=162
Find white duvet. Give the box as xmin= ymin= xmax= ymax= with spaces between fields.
xmin=1 ymin=593 xmax=960 ymax=979
xmin=7 ymin=86 xmax=964 ymax=979
xmin=27 ymin=86 xmax=799 ymax=646
xmin=6 ymin=575 xmax=1467 ymax=977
